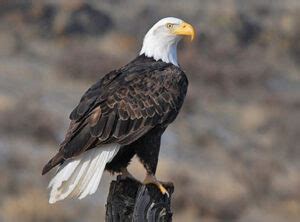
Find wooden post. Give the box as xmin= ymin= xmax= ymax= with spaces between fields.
xmin=105 ymin=176 xmax=174 ymax=222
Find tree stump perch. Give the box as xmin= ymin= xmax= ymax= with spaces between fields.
xmin=105 ymin=176 xmax=174 ymax=222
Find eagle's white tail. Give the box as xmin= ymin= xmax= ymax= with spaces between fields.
xmin=48 ymin=144 xmax=120 ymax=204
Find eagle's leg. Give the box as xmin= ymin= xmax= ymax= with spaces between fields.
xmin=105 ymin=145 xmax=135 ymax=174
xmin=143 ymin=174 xmax=170 ymax=197
xmin=133 ymin=127 xmax=169 ymax=196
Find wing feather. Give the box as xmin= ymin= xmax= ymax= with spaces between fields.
xmin=43 ymin=56 xmax=188 ymax=174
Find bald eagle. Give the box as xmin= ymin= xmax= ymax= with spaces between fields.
xmin=42 ymin=17 xmax=195 ymax=203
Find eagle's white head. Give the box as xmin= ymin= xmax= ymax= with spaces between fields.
xmin=140 ymin=17 xmax=195 ymax=66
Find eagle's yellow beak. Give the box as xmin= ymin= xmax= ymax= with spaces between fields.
xmin=173 ymin=22 xmax=196 ymax=41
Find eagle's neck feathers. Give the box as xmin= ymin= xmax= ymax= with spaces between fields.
xmin=139 ymin=30 xmax=180 ymax=66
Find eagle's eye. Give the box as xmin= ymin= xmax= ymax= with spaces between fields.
xmin=166 ymin=23 xmax=174 ymax=29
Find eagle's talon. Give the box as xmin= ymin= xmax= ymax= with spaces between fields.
xmin=158 ymin=184 xmax=170 ymax=197
xmin=143 ymin=174 xmax=169 ymax=197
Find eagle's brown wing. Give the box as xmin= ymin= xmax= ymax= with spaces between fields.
xmin=42 ymin=58 xmax=186 ymax=175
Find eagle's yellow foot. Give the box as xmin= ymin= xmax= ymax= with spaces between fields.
xmin=143 ymin=174 xmax=170 ymax=197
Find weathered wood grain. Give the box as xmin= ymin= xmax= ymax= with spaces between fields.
xmin=105 ymin=176 xmax=174 ymax=222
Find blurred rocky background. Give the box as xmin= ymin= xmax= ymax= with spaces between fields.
xmin=0 ymin=0 xmax=299 ymax=221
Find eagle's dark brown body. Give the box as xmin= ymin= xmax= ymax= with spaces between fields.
xmin=42 ymin=54 xmax=188 ymax=177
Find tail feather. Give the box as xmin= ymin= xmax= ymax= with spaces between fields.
xmin=84 ymin=148 xmax=117 ymax=198
xmin=90 ymin=151 xmax=111 ymax=194
xmin=72 ymin=148 xmax=103 ymax=198
xmin=48 ymin=144 xmax=120 ymax=204
xmin=79 ymin=149 xmax=109 ymax=199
